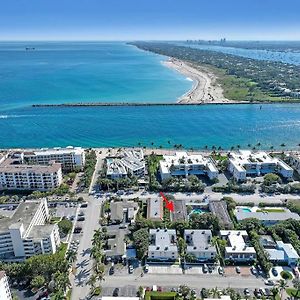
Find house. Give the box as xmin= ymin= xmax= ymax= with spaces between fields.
xmin=147 ymin=198 xmax=163 ymax=221
xmin=159 ymin=152 xmax=218 ymax=180
xmin=104 ymin=229 xmax=126 ymax=260
xmin=260 ymin=236 xmax=299 ymax=266
xmin=209 ymin=200 xmax=233 ymax=229
xmin=106 ymin=149 xmax=145 ymax=179
xmin=110 ymin=200 xmax=139 ymax=224
xmin=148 ymin=229 xmax=178 ymax=261
xmin=228 ymin=150 xmax=293 ymax=181
xmin=235 ymin=206 xmax=300 ymax=226
xmin=220 ymin=230 xmax=256 ymax=262
xmin=185 ymin=229 xmax=217 ymax=262
xmin=287 ymin=153 xmax=300 ymax=175
xmin=0 ymin=199 xmax=61 ymax=260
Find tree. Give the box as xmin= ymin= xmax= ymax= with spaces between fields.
xmin=263 ymin=173 xmax=282 ymax=186
xmin=277 ymin=279 xmax=288 ymax=299
xmin=31 ymin=275 xmax=45 ymax=289
xmin=133 ymin=228 xmax=150 ymax=259
xmin=179 ymin=285 xmax=191 ymax=299
xmin=58 ymin=219 xmax=73 ymax=236
xmin=66 ymin=250 xmax=76 ymax=263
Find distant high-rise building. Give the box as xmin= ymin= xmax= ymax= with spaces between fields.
xmin=0 ymin=271 xmax=12 ymax=300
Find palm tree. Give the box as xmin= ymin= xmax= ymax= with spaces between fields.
xmin=66 ymin=250 xmax=76 ymax=263
xmin=292 ymin=278 xmax=300 ymax=299
xmin=209 ymin=287 xmax=221 ymax=298
xmin=87 ymin=274 xmax=97 ymax=295
xmin=270 ymin=287 xmax=279 ymax=300
xmin=277 ymin=279 xmax=288 ymax=299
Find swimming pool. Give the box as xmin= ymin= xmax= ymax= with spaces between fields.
xmin=242 ymin=208 xmax=252 ymax=213
xmin=190 ymin=208 xmax=203 ymax=215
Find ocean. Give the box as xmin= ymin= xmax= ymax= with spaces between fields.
xmin=1 ymin=41 xmax=300 ymax=149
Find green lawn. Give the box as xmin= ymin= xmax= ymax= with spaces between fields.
xmin=145 ymin=291 xmax=177 ymax=300
xmin=257 ymin=208 xmax=286 ymax=213
xmin=286 ymin=288 xmax=300 ymax=298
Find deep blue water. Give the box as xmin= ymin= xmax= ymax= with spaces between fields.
xmin=1 ymin=104 xmax=300 ymax=149
xmin=1 ymin=42 xmax=300 ymax=149
xmin=0 ymin=41 xmax=192 ymax=110
xmin=177 ymin=42 xmax=300 ymax=65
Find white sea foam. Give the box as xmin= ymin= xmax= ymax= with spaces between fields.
xmin=186 ymin=77 xmax=193 ymax=81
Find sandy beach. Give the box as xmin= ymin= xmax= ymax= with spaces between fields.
xmin=163 ymin=58 xmax=235 ymax=104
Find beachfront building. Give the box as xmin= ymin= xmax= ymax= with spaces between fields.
xmin=287 ymin=153 xmax=300 ymax=175
xmin=106 ymin=149 xmax=145 ymax=179
xmin=21 ymin=146 xmax=85 ymax=171
xmin=159 ymin=152 xmax=218 ymax=180
xmin=0 ymin=271 xmax=12 ymax=300
xmin=0 ymin=199 xmax=61 ymax=261
xmin=110 ymin=200 xmax=139 ymax=224
xmin=147 ymin=198 xmax=163 ymax=221
xmin=235 ymin=206 xmax=300 ymax=226
xmin=228 ymin=150 xmax=293 ymax=181
xmin=220 ymin=230 xmax=256 ymax=262
xmin=148 ymin=229 xmax=178 ymax=261
xmin=0 ymin=157 xmax=62 ymax=191
xmin=184 ymin=229 xmax=217 ymax=262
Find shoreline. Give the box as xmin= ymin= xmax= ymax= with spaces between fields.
xmin=162 ymin=58 xmax=238 ymax=104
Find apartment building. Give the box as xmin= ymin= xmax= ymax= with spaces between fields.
xmin=185 ymin=229 xmax=217 ymax=262
xmin=159 ymin=152 xmax=218 ymax=180
xmin=287 ymin=153 xmax=300 ymax=175
xmin=148 ymin=229 xmax=178 ymax=261
xmin=106 ymin=149 xmax=145 ymax=179
xmin=220 ymin=230 xmax=256 ymax=262
xmin=0 ymin=199 xmax=61 ymax=260
xmin=0 ymin=271 xmax=12 ymax=300
xmin=147 ymin=198 xmax=163 ymax=221
xmin=22 ymin=146 xmax=85 ymax=171
xmin=235 ymin=206 xmax=300 ymax=226
xmin=0 ymin=157 xmax=62 ymax=191
xmin=228 ymin=150 xmax=293 ymax=181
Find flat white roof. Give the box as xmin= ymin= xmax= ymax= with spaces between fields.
xmin=229 ymin=150 xmax=293 ymax=172
xmin=149 ymin=229 xmax=177 ymax=252
xmin=220 ymin=230 xmax=256 ymax=254
xmin=160 ymin=151 xmax=218 ymax=174
xmin=31 ymin=147 xmax=84 ymax=156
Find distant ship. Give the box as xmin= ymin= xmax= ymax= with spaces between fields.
xmin=25 ymin=47 xmax=35 ymax=51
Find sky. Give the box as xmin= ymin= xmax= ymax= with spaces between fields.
xmin=0 ymin=0 xmax=300 ymax=41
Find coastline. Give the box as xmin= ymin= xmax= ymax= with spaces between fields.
xmin=162 ymin=58 xmax=237 ymax=104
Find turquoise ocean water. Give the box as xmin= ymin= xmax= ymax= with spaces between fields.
xmin=1 ymin=42 xmax=300 ymax=149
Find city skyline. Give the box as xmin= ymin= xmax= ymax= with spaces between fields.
xmin=1 ymin=0 xmax=300 ymax=41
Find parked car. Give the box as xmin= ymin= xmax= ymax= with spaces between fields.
xmin=250 ymin=266 xmax=257 ymax=275
xmin=293 ymin=267 xmax=299 ymax=278
xmin=80 ymin=203 xmax=88 ymax=208
xmin=218 ymin=266 xmax=224 ymax=275
xmin=208 ymin=265 xmax=213 ymax=273
xmin=236 ymin=266 xmax=241 ymax=274
xmin=113 ymin=288 xmax=119 ymax=297
xmin=264 ymin=279 xmax=275 ymax=286
xmin=73 ymin=227 xmax=82 ymax=233
xmin=244 ymin=288 xmax=250 ymax=296
xmin=144 ymin=264 xmax=149 ymax=273
xmin=202 ymin=264 xmax=208 ymax=273
xmin=272 ymin=267 xmax=278 ymax=276
xmin=77 ymin=217 xmax=85 ymax=222
xmin=128 ymin=265 xmax=133 ymax=274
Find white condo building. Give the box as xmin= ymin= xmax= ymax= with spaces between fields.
xmin=228 ymin=150 xmax=293 ymax=181
xmin=220 ymin=230 xmax=256 ymax=262
xmin=184 ymin=229 xmax=217 ymax=262
xmin=0 ymin=271 xmax=12 ymax=300
xmin=159 ymin=152 xmax=218 ymax=180
xmin=22 ymin=146 xmax=85 ymax=171
xmin=0 ymin=199 xmax=61 ymax=260
xmin=106 ymin=149 xmax=145 ymax=179
xmin=0 ymin=157 xmax=62 ymax=191
xmin=148 ymin=229 xmax=178 ymax=261
xmin=287 ymin=153 xmax=300 ymax=175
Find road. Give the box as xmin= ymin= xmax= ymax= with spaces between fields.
xmin=120 ymin=190 xmax=299 ymax=205
xmin=102 ymin=273 xmax=266 ymax=290
xmin=70 ymin=194 xmax=102 ymax=300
